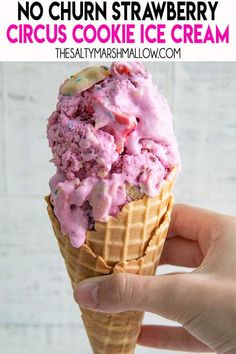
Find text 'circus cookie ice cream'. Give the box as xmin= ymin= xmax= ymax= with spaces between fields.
xmin=47 ymin=62 xmax=180 ymax=248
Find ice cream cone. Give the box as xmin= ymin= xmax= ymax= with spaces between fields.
xmin=45 ymin=167 xmax=177 ymax=354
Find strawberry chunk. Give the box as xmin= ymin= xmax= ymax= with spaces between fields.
xmin=116 ymin=64 xmax=131 ymax=76
xmin=116 ymin=143 xmax=124 ymax=154
xmin=86 ymin=103 xmax=94 ymax=115
xmin=114 ymin=113 xmax=132 ymax=125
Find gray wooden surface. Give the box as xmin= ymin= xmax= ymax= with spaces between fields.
xmin=0 ymin=62 xmax=236 ymax=354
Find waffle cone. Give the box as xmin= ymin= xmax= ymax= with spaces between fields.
xmin=46 ymin=167 xmax=177 ymax=354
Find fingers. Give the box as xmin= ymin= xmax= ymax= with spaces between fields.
xmin=168 ymin=204 xmax=213 ymax=240
xmin=138 ymin=325 xmax=213 ymax=352
xmin=160 ymin=237 xmax=203 ymax=267
xmin=74 ymin=272 xmax=205 ymax=324
xmin=168 ymin=204 xmax=219 ymax=254
xmin=163 ymin=204 xmax=236 ymax=268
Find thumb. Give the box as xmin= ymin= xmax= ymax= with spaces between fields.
xmin=74 ymin=272 xmax=206 ymax=323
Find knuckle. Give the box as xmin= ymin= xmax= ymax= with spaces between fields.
xmin=113 ymin=273 xmax=129 ymax=303
xmin=106 ymin=273 xmax=134 ymax=308
xmin=97 ymin=273 xmax=145 ymax=312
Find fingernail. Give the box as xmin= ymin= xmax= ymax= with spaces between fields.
xmin=74 ymin=281 xmax=99 ymax=309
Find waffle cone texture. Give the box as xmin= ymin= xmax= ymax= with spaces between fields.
xmin=46 ymin=167 xmax=177 ymax=354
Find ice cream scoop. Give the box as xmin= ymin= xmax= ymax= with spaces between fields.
xmin=47 ymin=62 xmax=180 ymax=247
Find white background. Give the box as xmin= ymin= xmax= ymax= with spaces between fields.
xmin=0 ymin=0 xmax=236 ymax=61
xmin=0 ymin=61 xmax=236 ymax=354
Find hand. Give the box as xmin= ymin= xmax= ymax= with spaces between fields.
xmin=74 ymin=204 xmax=236 ymax=353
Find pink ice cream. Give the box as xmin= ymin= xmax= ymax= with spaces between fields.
xmin=47 ymin=62 xmax=180 ymax=248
